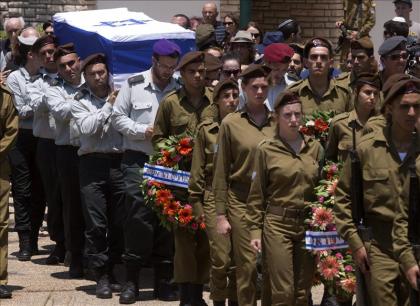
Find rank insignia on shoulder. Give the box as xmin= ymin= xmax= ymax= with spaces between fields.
xmin=49 ymin=78 xmax=62 ymax=86
xmin=128 ymin=74 xmax=145 ymax=86
xmin=30 ymin=74 xmax=42 ymax=82
xmin=74 ymin=90 xmax=88 ymax=101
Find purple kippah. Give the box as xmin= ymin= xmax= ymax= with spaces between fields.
xmin=153 ymin=39 xmax=181 ymax=56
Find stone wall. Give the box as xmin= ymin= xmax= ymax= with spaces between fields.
xmin=0 ymin=0 xmax=96 ymax=27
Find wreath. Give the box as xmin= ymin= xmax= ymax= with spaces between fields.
xmin=141 ymin=132 xmax=206 ymax=233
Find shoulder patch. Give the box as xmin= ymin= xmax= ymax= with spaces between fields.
xmin=74 ymin=89 xmax=88 ymax=101
xmin=128 ymin=74 xmax=145 ymax=86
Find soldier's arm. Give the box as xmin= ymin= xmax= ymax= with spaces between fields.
xmin=151 ymin=99 xmax=170 ymax=150
xmin=27 ymin=78 xmax=48 ymax=112
xmin=358 ymin=0 xmax=376 ymax=38
xmin=188 ymin=126 xmax=207 ymax=219
xmin=246 ymin=144 xmax=267 ymax=241
xmin=6 ymin=73 xmax=33 ymax=119
xmin=213 ymin=121 xmax=232 ymax=216
xmin=71 ymin=97 xmax=112 ymax=136
xmin=0 ymin=92 xmax=18 ymax=161
xmin=47 ymin=86 xmax=73 ymax=121
xmin=325 ymin=120 xmax=339 ymax=161
xmin=334 ymin=156 xmax=364 ymax=252
xmin=392 ymin=178 xmax=418 ymax=273
xmin=111 ymin=81 xmax=150 ymax=140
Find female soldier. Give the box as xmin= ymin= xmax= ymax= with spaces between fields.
xmin=213 ymin=64 xmax=276 ymax=306
xmin=189 ymin=79 xmax=240 ymax=306
xmin=335 ymin=74 xmax=420 ymax=305
xmin=326 ymin=73 xmax=381 ymax=162
xmin=246 ymin=91 xmax=323 ymax=306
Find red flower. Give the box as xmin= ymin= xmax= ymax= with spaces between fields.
xmin=177 ymin=137 xmax=193 ymax=156
xmin=178 ymin=205 xmax=193 ymax=225
xmin=319 ymin=256 xmax=340 ymax=280
xmin=163 ymin=200 xmax=180 ymax=216
xmin=340 ymin=277 xmax=356 ymax=294
xmin=314 ymin=118 xmax=329 ymax=132
xmin=199 ymin=222 xmax=206 ymax=230
xmin=300 ymin=126 xmax=313 ymax=136
xmin=156 ymin=189 xmax=173 ymax=206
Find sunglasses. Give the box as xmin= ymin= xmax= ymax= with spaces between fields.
xmin=223 ymin=22 xmax=234 ymax=26
xmin=388 ymin=52 xmax=409 ymax=61
xmin=222 ymin=69 xmax=241 ymax=76
xmin=250 ymin=33 xmax=260 ymax=38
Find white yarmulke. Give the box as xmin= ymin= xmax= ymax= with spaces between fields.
xmin=392 ymin=16 xmax=407 ymax=23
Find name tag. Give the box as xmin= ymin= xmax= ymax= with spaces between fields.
xmin=305 ymin=231 xmax=348 ymax=251
xmin=143 ymin=163 xmax=190 ymax=189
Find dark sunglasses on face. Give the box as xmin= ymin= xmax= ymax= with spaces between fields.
xmin=388 ymin=52 xmax=409 ymax=61
xmin=251 ymin=33 xmax=260 ymax=38
xmin=223 ymin=22 xmax=234 ymax=26
xmin=222 ymin=69 xmax=241 ymax=76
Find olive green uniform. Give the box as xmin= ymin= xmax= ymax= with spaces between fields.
xmin=0 ymin=85 xmax=18 ymax=285
xmin=326 ymin=110 xmax=365 ymax=162
xmin=392 ymin=133 xmax=420 ymax=277
xmin=189 ymin=117 xmax=237 ymax=302
xmin=213 ymin=108 xmax=276 ymax=306
xmin=334 ymin=125 xmax=410 ymax=306
xmin=246 ymin=135 xmax=323 ymax=306
xmin=339 ymin=0 xmax=376 ymax=68
xmin=152 ymin=87 xmax=214 ymax=284
xmin=287 ymin=78 xmax=352 ymax=115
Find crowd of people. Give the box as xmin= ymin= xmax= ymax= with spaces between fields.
xmin=0 ymin=1 xmax=419 ymax=306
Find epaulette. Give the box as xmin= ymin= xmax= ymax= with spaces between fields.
xmin=334 ymin=80 xmax=351 ymax=93
xmin=198 ymin=118 xmax=217 ymax=130
xmin=29 ymin=74 xmax=42 ymax=82
xmin=335 ymin=72 xmax=350 ymax=81
xmin=363 ymin=115 xmax=386 ymax=136
xmin=257 ymin=138 xmax=271 ymax=148
xmin=49 ymin=78 xmax=62 ymax=86
xmin=74 ymin=89 xmax=88 ymax=101
xmin=127 ymin=74 xmax=145 ymax=86
xmin=330 ymin=112 xmax=350 ymax=124
xmin=286 ymin=79 xmax=304 ymax=90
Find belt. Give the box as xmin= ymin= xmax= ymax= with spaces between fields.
xmin=267 ymin=206 xmax=306 ymax=219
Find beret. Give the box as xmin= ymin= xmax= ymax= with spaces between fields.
xmin=382 ymin=74 xmax=420 ymax=111
xmin=274 ymin=91 xmax=301 ymax=110
xmin=196 ymin=24 xmax=217 ymax=50
xmin=32 ymin=35 xmax=57 ymax=52
xmin=54 ymin=42 xmax=77 ymax=61
xmin=231 ymin=31 xmax=253 ymax=44
xmin=264 ymin=43 xmax=294 ymax=63
xmin=81 ymin=53 xmax=106 ymax=72
xmin=177 ymin=51 xmax=204 ymax=70
xmin=378 ymin=36 xmax=407 ymax=56
xmin=153 ymin=39 xmax=181 ymax=56
xmin=240 ymin=64 xmax=271 ymax=80
xmin=393 ymin=0 xmax=412 ymax=5
xmin=213 ymin=79 xmax=239 ymax=101
xmin=351 ymin=72 xmax=381 ymax=89
xmin=351 ymin=37 xmax=374 ymax=53
xmin=304 ymin=37 xmax=333 ymax=58
xmin=204 ymin=53 xmax=222 ymax=72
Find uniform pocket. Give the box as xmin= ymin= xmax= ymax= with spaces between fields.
xmin=131 ymin=102 xmax=152 ymax=124
xmin=170 ymin=115 xmax=189 ymax=135
xmin=363 ymin=168 xmax=389 ymax=181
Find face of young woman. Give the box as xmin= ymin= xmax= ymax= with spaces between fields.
xmin=357 ymin=84 xmax=379 ymax=113
xmin=276 ymin=102 xmax=303 ymax=136
xmin=241 ymin=76 xmax=269 ymax=107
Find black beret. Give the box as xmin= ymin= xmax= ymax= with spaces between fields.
xmin=32 ymin=35 xmax=57 ymax=53
xmin=177 ymin=51 xmax=205 ymax=70
xmin=382 ymin=74 xmax=420 ymax=112
xmin=378 ymin=36 xmax=407 ymax=56
xmin=54 ymin=42 xmax=77 ymax=61
xmin=240 ymin=64 xmax=271 ymax=81
xmin=81 ymin=53 xmax=107 ymax=72
xmin=213 ymin=79 xmax=238 ymax=101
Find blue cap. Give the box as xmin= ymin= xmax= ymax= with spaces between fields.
xmin=153 ymin=39 xmax=181 ymax=56
xmin=378 ymin=36 xmax=407 ymax=56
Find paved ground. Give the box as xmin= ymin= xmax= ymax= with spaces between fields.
xmin=1 ymin=201 xmax=324 ymax=305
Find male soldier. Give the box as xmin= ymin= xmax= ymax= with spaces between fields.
xmin=202 ymin=2 xmax=225 ymax=45
xmin=152 ymin=51 xmax=215 ymax=306
xmin=394 ymin=0 xmax=420 ymax=42
xmin=27 ymin=35 xmax=66 ymax=266
xmin=111 ymin=39 xmax=181 ymax=303
xmin=287 ymin=43 xmax=304 ymax=83
xmin=46 ymin=44 xmax=85 ymax=273
xmin=263 ymin=43 xmax=295 ymax=109
xmin=378 ymin=35 xmax=408 ymax=84
xmin=72 ymin=53 xmax=125 ymax=299
xmin=336 ymin=36 xmax=376 ymax=88
xmin=287 ymin=37 xmax=352 ymax=115
xmin=0 ymin=84 xmax=18 ymax=299
xmin=336 ymin=0 xmax=376 ymax=69
xmin=335 ymin=73 xmax=419 ymax=305
xmin=204 ymin=53 xmax=222 ymax=87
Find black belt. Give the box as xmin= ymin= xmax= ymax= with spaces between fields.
xmin=267 ymin=206 xmax=306 ymax=219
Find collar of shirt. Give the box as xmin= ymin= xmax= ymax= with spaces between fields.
xmin=239 ymin=104 xmax=273 ymax=127
xmin=19 ymin=66 xmax=33 ymax=81
xmin=348 ymin=109 xmax=364 ymax=129
xmin=39 ymin=67 xmax=58 ymax=80
xmin=272 ymin=132 xmax=313 ymax=155
xmin=144 ymin=69 xmax=178 ymax=93
xmin=178 ymin=86 xmax=213 ymax=108
xmin=299 ymin=77 xmax=337 ymax=99
xmin=63 ymin=73 xmax=85 ymax=89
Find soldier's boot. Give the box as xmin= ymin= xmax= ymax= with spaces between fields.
xmin=17 ymin=231 xmax=31 ymax=261
xmin=94 ymin=266 xmax=112 ymax=299
xmin=108 ymin=264 xmax=122 ymax=292
xmin=45 ymin=241 xmax=65 ymax=265
xmin=227 ymin=301 xmax=238 ymax=306
xmin=179 ymin=283 xmax=192 ymax=306
xmin=29 ymin=229 xmax=39 ymax=255
xmin=190 ymin=284 xmax=208 ymax=306
xmin=69 ymin=252 xmax=84 ymax=279
xmin=213 ymin=301 xmax=225 ymax=306
xmin=154 ymin=262 xmax=178 ymax=301
xmin=320 ymin=290 xmax=339 ymax=306
xmin=119 ymin=266 xmax=139 ymax=304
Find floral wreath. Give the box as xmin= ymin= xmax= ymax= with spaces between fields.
xmin=141 ymin=132 xmax=206 ymax=233
xmin=301 ymin=111 xmax=356 ymax=302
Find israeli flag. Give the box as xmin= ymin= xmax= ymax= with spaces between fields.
xmin=53 ymin=8 xmax=196 ymax=88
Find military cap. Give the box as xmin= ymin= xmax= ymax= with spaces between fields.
xmin=264 ymin=43 xmax=294 ymax=63
xmin=153 ymin=39 xmax=181 ymax=56
xmin=231 ymin=31 xmax=253 ymax=44
xmin=196 ymin=24 xmax=217 ymax=50
xmin=351 ymin=37 xmax=374 ymax=56
xmin=274 ymin=90 xmax=301 ymax=110
xmin=382 ymin=74 xmax=420 ymax=111
xmin=204 ymin=53 xmax=222 ymax=72
xmin=32 ymin=35 xmax=58 ymax=52
xmin=54 ymin=42 xmax=77 ymax=61
xmin=213 ymin=79 xmax=239 ymax=101
xmin=81 ymin=53 xmax=107 ymax=72
xmin=393 ymin=0 xmax=412 ymax=6
xmin=304 ymin=37 xmax=333 ymax=58
xmin=378 ymin=36 xmax=407 ymax=56
xmin=350 ymin=72 xmax=381 ymax=89
xmin=256 ymin=32 xmax=284 ymax=54
xmin=177 ymin=51 xmax=204 ymax=70
xmin=240 ymin=64 xmax=271 ymax=80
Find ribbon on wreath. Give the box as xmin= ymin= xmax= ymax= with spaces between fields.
xmin=305 ymin=231 xmax=348 ymax=251
xmin=143 ymin=163 xmax=190 ymax=189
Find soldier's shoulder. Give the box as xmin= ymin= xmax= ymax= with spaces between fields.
xmin=363 ymin=114 xmax=386 ymax=135
xmin=330 ymin=112 xmax=350 ymax=125
xmin=29 ymin=74 xmax=42 ymax=83
xmin=334 ymin=79 xmax=351 ymax=93
xmin=197 ymin=118 xmax=218 ymax=131
xmin=49 ymin=78 xmax=62 ymax=86
xmin=286 ymin=79 xmax=305 ymax=91
xmin=74 ymin=88 xmax=89 ymax=101
xmin=127 ymin=73 xmax=145 ymax=86
xmin=335 ymin=72 xmax=350 ymax=82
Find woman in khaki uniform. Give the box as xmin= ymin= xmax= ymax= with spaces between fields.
xmin=189 ymin=79 xmax=240 ymax=306
xmin=212 ymin=64 xmax=276 ymax=306
xmin=326 ymin=73 xmax=381 ymax=162
xmin=246 ymin=91 xmax=323 ymax=306
xmin=334 ymin=74 xmax=420 ymax=306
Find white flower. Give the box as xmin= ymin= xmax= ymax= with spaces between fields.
xmin=306 ymin=120 xmax=315 ymax=127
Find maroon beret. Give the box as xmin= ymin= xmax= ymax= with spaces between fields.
xmin=264 ymin=43 xmax=294 ymax=63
